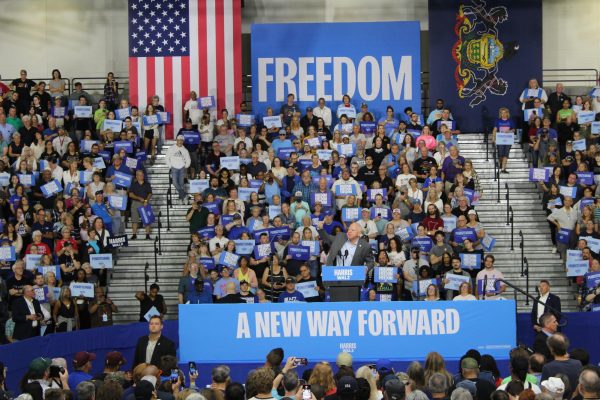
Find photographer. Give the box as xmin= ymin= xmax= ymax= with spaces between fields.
xmin=185 ymin=193 xmax=208 ymax=233
xmin=89 ymin=287 xmax=118 ymax=328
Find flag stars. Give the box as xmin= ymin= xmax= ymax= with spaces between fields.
xmin=174 ymin=25 xmax=180 ymax=31
xmin=150 ymin=25 xmax=156 ymax=31
xmin=175 ymin=39 xmax=180 ymax=45
xmin=132 ymin=47 xmax=138 ymax=53
xmin=143 ymin=3 xmax=149 ymax=9
xmin=149 ymin=10 xmax=155 ymax=16
xmin=150 ymin=39 xmax=156 ymax=46
xmin=144 ymin=47 xmax=150 ymax=53
xmin=143 ymin=18 xmax=149 ymax=24
xmin=144 ymin=32 xmax=150 ymax=38
xmin=131 ymin=18 xmax=137 ymax=24
xmin=181 ymin=46 xmax=186 ymax=52
xmin=174 ymin=10 xmax=180 ymax=16
xmin=169 ymin=46 xmax=174 ymax=52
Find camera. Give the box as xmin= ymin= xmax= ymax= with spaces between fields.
xmin=49 ymin=365 xmax=65 ymax=378
xmin=293 ymin=357 xmax=308 ymax=366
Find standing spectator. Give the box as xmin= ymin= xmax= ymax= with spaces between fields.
xmin=184 ymin=91 xmax=202 ymax=128
xmin=492 ymin=108 xmax=516 ymax=174
xmin=531 ymin=280 xmax=562 ymax=331
xmin=129 ymin=170 xmax=153 ymax=240
xmin=178 ymin=263 xmax=212 ymax=304
xmin=165 ymin=135 xmax=191 ymax=205
xmin=533 ymin=313 xmax=558 ymax=360
xmin=89 ymin=287 xmax=118 ymax=328
xmin=11 ymin=285 xmax=44 ymax=340
xmin=313 ymin=98 xmax=332 ymax=128
xmin=136 ymin=283 xmax=167 ymax=322
xmin=475 ymin=255 xmax=506 ymax=299
xmin=280 ymin=94 xmax=298 ymax=127
xmin=132 ymin=315 xmax=176 ymax=367
xmin=541 ymin=333 xmax=582 ymax=398
xmin=103 ymin=72 xmax=119 ymax=110
xmin=10 ymin=70 xmax=36 ymax=116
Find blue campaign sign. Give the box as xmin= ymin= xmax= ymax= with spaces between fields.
xmin=367 ymin=189 xmax=387 ymax=202
xmin=412 ymin=237 xmax=433 ymax=253
xmin=197 ymin=226 xmax=216 ymax=240
xmin=199 ymin=256 xmax=215 ymax=270
xmin=234 ymin=240 xmax=256 ymax=255
xmin=41 ymin=179 xmax=62 ymax=198
xmin=577 ymin=172 xmax=594 ymax=186
xmin=238 ymin=187 xmax=259 ymax=202
xmin=115 ymin=107 xmax=131 ymax=120
xmin=114 ymin=141 xmax=134 ymax=154
xmin=585 ymin=271 xmax=600 ymax=289
xmin=370 ymin=207 xmax=390 ymax=220
xmin=254 ymin=243 xmax=272 ymax=259
xmin=220 ymin=156 xmax=240 ymax=171
xmin=453 ymin=228 xmax=477 ymax=244
xmin=251 ymin=22 xmax=421 ymax=124
xmin=566 ymin=260 xmax=589 ymax=277
xmin=459 ymin=253 xmax=482 ymax=270
xmin=288 ymin=245 xmax=311 ymax=261
xmin=301 ymin=240 xmax=320 ymax=257
xmin=374 ymin=267 xmax=396 ymax=283
xmin=269 ymin=227 xmax=291 ymax=241
xmin=103 ymin=119 xmax=123 ymax=132
xmin=180 ymin=301 xmax=516 ymax=362
xmin=529 ymin=168 xmax=549 ymax=182
xmin=341 ymin=207 xmax=360 ymax=222
xmin=113 ymin=172 xmax=133 ymax=188
xmin=556 ymin=228 xmax=571 ymax=245
xmin=37 ymin=266 xmax=61 ymax=281
xmin=108 ymin=195 xmax=127 ymax=211
xmin=183 ymin=131 xmax=200 ymax=145
xmin=360 ymin=122 xmax=377 ymax=135
xmin=0 ymin=246 xmax=16 ymax=262
xmin=138 ymin=204 xmax=156 ymax=226
xmin=90 ymin=253 xmax=113 ymax=269
xmin=189 ymin=179 xmax=209 ymax=194
xmin=218 ymin=251 xmax=240 ymax=268
xmin=277 ymin=147 xmax=295 ymax=160
xmin=321 ymin=266 xmax=366 ymax=282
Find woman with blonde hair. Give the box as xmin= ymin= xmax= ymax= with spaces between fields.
xmin=423 ymin=352 xmax=453 ymax=388
xmin=308 ymin=362 xmax=336 ymax=396
xmin=492 ymin=107 xmax=516 ymax=174
xmin=355 ymin=365 xmax=379 ymax=400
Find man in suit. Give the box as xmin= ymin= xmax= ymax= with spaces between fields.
xmin=318 ymin=221 xmax=374 ymax=268
xmin=12 ymin=285 xmax=44 ymax=340
xmin=133 ymin=315 xmax=176 ymax=367
xmin=532 ymin=312 xmax=558 ymax=360
xmin=531 ymin=280 xmax=562 ymax=331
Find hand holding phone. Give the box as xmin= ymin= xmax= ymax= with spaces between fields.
xmin=189 ymin=362 xmax=197 ymax=376
xmin=302 ymin=384 xmax=311 ymax=400
xmin=170 ymin=369 xmax=179 ymax=384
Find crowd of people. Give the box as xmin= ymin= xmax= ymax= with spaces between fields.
xmin=3 ymin=316 xmax=599 ymax=400
xmin=498 ymin=80 xmax=600 ymax=310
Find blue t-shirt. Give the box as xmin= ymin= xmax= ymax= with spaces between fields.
xmin=278 ymin=290 xmax=305 ymax=303
xmin=494 ymin=118 xmax=515 ymax=131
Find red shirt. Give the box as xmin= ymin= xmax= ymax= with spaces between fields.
xmin=422 ymin=216 xmax=444 ymax=234
xmin=0 ymin=83 xmax=9 ymax=97
xmin=25 ymin=242 xmax=51 ymax=255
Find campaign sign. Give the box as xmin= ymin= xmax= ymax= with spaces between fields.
xmin=481 ymin=234 xmax=497 ymax=252
xmin=529 ymin=168 xmax=549 ymax=182
xmin=114 ymin=141 xmax=134 ymax=154
xmin=336 ymin=143 xmax=356 ymax=158
xmin=367 ymin=189 xmax=387 ymax=202
xmin=52 ymin=106 xmax=66 ymax=118
xmin=585 ymin=271 xmax=600 ymax=289
xmin=198 ymin=96 xmax=216 ymax=108
xmin=311 ymin=192 xmax=332 ymax=207
xmin=90 ymin=253 xmax=113 ymax=269
xmin=459 ymin=253 xmax=481 ymax=270
xmin=18 ymin=174 xmax=35 ymax=187
xmin=197 ymin=226 xmax=216 ymax=240
xmin=108 ymin=195 xmax=127 ymax=211
xmin=69 ymin=282 xmax=95 ymax=298
xmin=360 ymin=122 xmax=377 ymax=135
xmin=591 ymin=122 xmax=600 ymax=134
xmin=239 ymin=187 xmax=259 ymax=202
xmin=263 ymin=116 xmax=282 ymax=128
xmin=81 ymin=140 xmax=98 ymax=152
xmin=578 ymin=111 xmax=595 ymax=124
xmin=581 ymin=236 xmax=600 ymax=253
xmin=321 ymin=266 xmax=367 ymax=282
xmin=34 ymin=287 xmax=49 ymax=303
xmin=125 ymin=157 xmax=140 ymax=170
xmin=301 ymin=240 xmax=320 ymax=257
xmin=567 ymin=249 xmax=582 ymax=262
xmin=341 ymin=208 xmax=360 ymax=222
xmin=142 ymin=114 xmax=162 ymax=125
xmin=108 ymin=235 xmax=128 ymax=249
xmin=370 ymin=207 xmax=391 ymax=220
xmin=288 ymin=245 xmax=311 ymax=261
xmin=495 ymin=132 xmax=514 ymax=146
xmin=221 ymin=156 xmax=240 ymax=171
xmin=112 ymin=172 xmax=133 ymax=188
xmin=25 ymin=254 xmax=42 ymax=270
xmin=115 ymin=107 xmax=131 ymax=120
xmin=374 ymin=267 xmax=396 ymax=284
xmin=477 ymin=279 xmax=502 ymax=295
xmin=566 ymin=260 xmax=589 ymax=277
xmin=199 ymin=257 xmax=216 ymax=270
xmin=412 ymin=237 xmax=433 ymax=253
xmin=296 ymin=281 xmax=319 ymax=298
xmin=396 ymin=226 xmax=415 ymax=241
xmin=103 ymin=119 xmax=123 ymax=132
xmin=218 ymin=251 xmax=240 ymax=268
xmin=41 ymin=179 xmax=63 ymax=198
xmin=453 ymin=228 xmax=477 ymax=244
xmin=412 ymin=278 xmax=439 ymax=297
xmin=572 ymin=139 xmax=587 ymax=151
xmin=237 ymin=114 xmax=255 ymax=127
xmin=37 ymin=266 xmax=61 ymax=281
xmin=556 ymin=228 xmax=571 ymax=245
xmin=316 ymin=149 xmax=333 ymax=161
xmin=335 ymin=184 xmax=357 ymax=196
xmin=234 ymin=240 xmax=256 ymax=255
xmin=577 ymin=172 xmax=594 ymax=186
xmin=268 ymin=205 xmax=281 ymax=220
xmin=0 ymin=172 xmax=10 ymax=187
xmin=269 ymin=227 xmax=291 ymax=241
xmin=189 ymin=179 xmax=209 ymax=194
xmin=304 ymin=136 xmax=322 ymax=148
xmin=524 ymin=108 xmax=544 ymax=121
xmin=73 ymin=106 xmax=92 ymax=118
xmin=0 ymin=246 xmax=16 ymax=262
xmin=253 ymin=243 xmax=272 ymax=259
xmin=79 ymin=170 xmax=93 ymax=185
xmin=580 ymin=198 xmax=594 ymax=210
xmin=251 ymin=22 xmax=421 ymax=123
xmin=444 ymin=273 xmax=471 ymax=291
xmin=180 ymin=301 xmax=515 ymax=362
xmin=158 ymin=112 xmax=171 ymax=124
xmin=138 ymin=204 xmax=156 ymax=226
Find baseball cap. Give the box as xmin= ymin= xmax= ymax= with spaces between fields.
xmin=342 ymin=134 xmax=350 ymax=139
xmin=384 ymin=380 xmax=405 ymax=400
xmin=376 ymin=358 xmax=394 ymax=374
xmin=105 ymin=351 xmax=126 ymax=367
xmin=29 ymin=357 xmax=52 ymax=375
xmin=141 ymin=375 xmax=157 ymax=388
xmin=541 ymin=377 xmax=565 ymax=396
xmin=337 ymin=376 xmax=358 ymax=395
xmin=381 ymin=374 xmax=400 ymax=389
xmin=306 ymin=107 xmax=313 ymax=112
xmin=95 ymin=190 xmax=104 ymax=196
xmin=176 ymin=135 xmax=185 ymax=141
xmin=219 ymin=265 xmax=231 ymax=273
xmin=232 ymin=213 xmax=242 ymax=220
xmin=361 ymin=102 xmax=368 ymax=108
xmin=73 ymin=351 xmax=96 ymax=368
xmin=135 ymin=380 xmax=156 ymax=399
xmin=461 ymin=357 xmax=478 ymax=370
xmin=336 ymin=352 xmax=353 ymax=368
xmin=361 ymin=208 xmax=369 ymax=212
xmin=285 ymin=277 xmax=296 ymax=284
xmin=467 ymin=209 xmax=477 ymax=216
xmin=392 ymin=209 xmax=401 ymax=214
xmin=295 ymin=191 xmax=303 ymax=198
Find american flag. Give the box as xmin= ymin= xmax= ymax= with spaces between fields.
xmin=128 ymin=0 xmax=242 ymax=139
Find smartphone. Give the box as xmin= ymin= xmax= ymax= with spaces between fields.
xmin=189 ymin=362 xmax=197 ymax=375
xmin=293 ymin=358 xmax=308 ymax=366
xmin=170 ymin=369 xmax=179 ymax=383
xmin=302 ymin=384 xmax=311 ymax=400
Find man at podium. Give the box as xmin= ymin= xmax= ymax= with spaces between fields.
xmin=318 ymin=221 xmax=374 ymax=268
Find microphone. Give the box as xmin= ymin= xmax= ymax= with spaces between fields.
xmin=344 ymin=249 xmax=349 ymax=258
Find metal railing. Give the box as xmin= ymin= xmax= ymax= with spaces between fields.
xmin=493 ymin=144 xmax=500 ymax=203
xmin=144 ymin=262 xmax=150 ymax=293
xmin=509 ymin=206 xmax=514 ymax=251
xmin=505 ymin=182 xmax=510 ymax=226
xmin=157 ymin=211 xmax=163 ymax=255
xmin=166 ymin=176 xmax=173 ymax=231
xmin=153 ymin=238 xmax=159 ymax=282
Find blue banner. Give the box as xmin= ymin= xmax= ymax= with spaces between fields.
xmin=288 ymin=245 xmax=311 ymax=261
xmin=179 ymin=301 xmax=516 ymax=363
xmin=321 ymin=266 xmax=366 ymax=282
xmin=251 ymin=22 xmax=421 ymax=124
xmin=374 ymin=267 xmax=397 ymax=283
xmin=428 ymin=0 xmax=542 ymax=132
xmin=113 ymin=171 xmax=133 ymax=189
xmin=234 ymin=240 xmax=256 ymax=255
xmin=138 ymin=204 xmax=156 ymax=226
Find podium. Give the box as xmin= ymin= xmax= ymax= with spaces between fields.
xmin=322 ymin=266 xmax=366 ymax=302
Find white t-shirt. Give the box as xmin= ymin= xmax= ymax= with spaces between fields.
xmin=184 ymin=99 xmax=202 ymax=125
